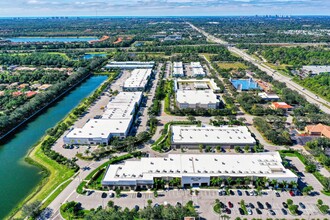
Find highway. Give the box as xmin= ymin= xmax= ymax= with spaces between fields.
xmin=187 ymin=22 xmax=330 ymax=115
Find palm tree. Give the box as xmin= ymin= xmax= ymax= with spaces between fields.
xmin=290 ymin=181 xmax=298 ymax=189
xmin=281 ymin=180 xmax=288 ymax=189
xmin=244 ymin=177 xmax=251 ymax=186
xmin=226 ymin=177 xmax=233 ymax=186
xmin=270 ymin=179 xmax=278 ymax=188
xmin=211 ymin=177 xmax=218 ymax=186
xmin=236 ymin=178 xmax=243 ymax=186
xmin=255 ymin=177 xmax=262 ymax=187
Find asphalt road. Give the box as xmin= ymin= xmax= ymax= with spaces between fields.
xmin=188 ymin=22 xmax=330 ymax=115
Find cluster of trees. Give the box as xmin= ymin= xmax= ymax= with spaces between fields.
xmin=0 ymin=53 xmax=75 ymax=67
xmin=60 ymin=200 xmax=198 ymax=220
xmin=171 ymin=107 xmax=235 ymax=117
xmin=317 ymin=199 xmax=330 ymax=214
xmin=191 ymin=17 xmax=330 ymax=43
xmin=296 ymin=73 xmax=330 ymax=101
xmin=306 ymin=138 xmax=330 ymax=168
xmin=0 ymin=70 xmax=68 ymax=84
xmin=0 ymin=57 xmax=107 ymax=138
xmin=237 ymin=92 xmax=285 ymax=116
xmin=253 ymin=117 xmax=292 ymax=145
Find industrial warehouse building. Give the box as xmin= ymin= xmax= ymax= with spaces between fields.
xmin=63 ymin=92 xmax=142 ymax=145
xmin=174 ymin=78 xmax=221 ymax=109
xmin=102 ymin=152 xmax=297 ymax=189
xmin=171 ymin=125 xmax=256 ymax=149
xmin=176 ymin=90 xmax=220 ymax=109
xmin=190 ymin=62 xmax=206 ymax=77
xmin=123 ymin=68 xmax=152 ymax=91
xmin=172 ymin=62 xmax=184 ymax=77
xmin=105 ymin=61 xmax=155 ymax=69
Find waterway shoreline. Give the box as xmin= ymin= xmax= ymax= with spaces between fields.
xmin=6 ymin=73 xmax=116 ymax=219
xmin=0 ymin=73 xmax=92 ymax=143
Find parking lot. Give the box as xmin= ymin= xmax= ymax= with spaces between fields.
xmin=70 ymin=188 xmax=329 ymax=219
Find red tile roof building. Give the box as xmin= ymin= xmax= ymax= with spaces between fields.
xmin=305 ymin=124 xmax=330 ymax=138
xmin=271 ymin=102 xmax=293 ymax=110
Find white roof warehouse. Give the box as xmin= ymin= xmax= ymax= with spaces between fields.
xmin=105 ymin=61 xmax=155 ymax=69
xmin=123 ymin=69 xmax=152 ymax=91
xmin=102 ymin=152 xmax=297 ymax=189
xmin=64 ymin=92 xmax=142 ymax=145
xmin=171 ymin=125 xmax=256 ymax=148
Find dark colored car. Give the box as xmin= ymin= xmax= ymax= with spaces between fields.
xmin=134 ymin=205 xmax=140 ymax=212
xmin=220 ymin=202 xmax=226 ymax=209
xmin=275 ymin=192 xmax=280 ymax=197
xmin=282 ymin=202 xmax=288 ymax=208
xmin=226 ymin=208 xmax=231 ymax=214
xmin=228 ymin=201 xmax=233 ymax=208
xmin=101 ymin=192 xmax=107 ymax=198
xmin=237 ymin=190 xmax=242 ymax=196
xmin=245 ymin=190 xmax=250 ymax=196
xmin=256 ymin=208 xmax=262 ymax=214
xmin=249 ymin=203 xmax=255 ymax=209
xmin=299 ymin=202 xmax=306 ymax=209
xmin=269 ymin=210 xmax=276 ymax=215
xmin=257 ymin=201 xmax=264 ymax=209
xmin=281 ymin=208 xmax=287 ymax=215
xmin=239 ymin=208 xmax=245 ymax=215
xmin=137 ymin=192 xmax=142 ymax=198
xmin=265 ymin=202 xmax=272 ymax=209
xmin=230 ymin=190 xmax=235 ymax=195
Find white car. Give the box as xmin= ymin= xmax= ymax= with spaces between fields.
xmin=247 ymin=208 xmax=253 ymax=215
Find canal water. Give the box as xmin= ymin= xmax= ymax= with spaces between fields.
xmin=6 ymin=37 xmax=98 ymax=43
xmin=0 ymin=75 xmax=107 ymax=219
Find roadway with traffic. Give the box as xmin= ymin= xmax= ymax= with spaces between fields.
xmin=187 ymin=22 xmax=330 ymax=115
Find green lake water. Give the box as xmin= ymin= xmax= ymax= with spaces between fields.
xmin=0 ymin=75 xmax=107 ymax=219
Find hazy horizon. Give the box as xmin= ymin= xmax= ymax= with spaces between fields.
xmin=0 ymin=0 xmax=329 ymax=17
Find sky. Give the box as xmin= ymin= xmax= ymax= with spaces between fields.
xmin=0 ymin=0 xmax=329 ymax=17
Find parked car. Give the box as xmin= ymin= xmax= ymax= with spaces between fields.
xmin=245 ymin=190 xmax=250 ymax=196
xmin=249 ymin=203 xmax=255 ymax=209
xmin=269 ymin=210 xmax=276 ymax=215
xmin=296 ymin=190 xmax=302 ymax=196
xmin=250 ymin=190 xmax=254 ymax=196
xmin=101 ymin=192 xmax=107 ymax=198
xmin=154 ymin=203 xmax=159 ymax=208
xmin=228 ymin=201 xmax=233 ymax=208
xmin=226 ymin=208 xmax=231 ymax=214
xmin=257 ymin=201 xmax=264 ymax=209
xmin=134 ymin=205 xmax=140 ymax=212
xmin=229 ymin=190 xmax=235 ymax=195
xmin=289 ymin=190 xmax=295 ymax=196
xmin=282 ymin=202 xmax=288 ymax=208
xmin=247 ymin=208 xmax=253 ymax=215
xmin=281 ymin=208 xmax=287 ymax=215
xmin=256 ymin=208 xmax=262 ymax=214
xmin=237 ymin=190 xmax=242 ymax=196
xmin=299 ymin=202 xmax=306 ymax=209
xmin=109 ymin=192 xmax=115 ymax=198
xmin=137 ymin=192 xmax=142 ymax=198
xmin=239 ymin=208 xmax=245 ymax=215
xmin=265 ymin=202 xmax=272 ymax=209
xmin=275 ymin=192 xmax=280 ymax=197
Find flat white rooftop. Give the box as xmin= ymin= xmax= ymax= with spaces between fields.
xmin=173 ymin=62 xmax=184 ymax=76
xmin=302 ymin=65 xmax=330 ymax=74
xmin=258 ymin=92 xmax=280 ymax=100
xmin=175 ymin=78 xmax=220 ymax=92
xmin=65 ymin=92 xmax=142 ymax=141
xmin=191 ymin=62 xmax=205 ymax=76
xmin=123 ymin=69 xmax=152 ymax=90
xmin=105 ymin=61 xmax=155 ymax=69
xmin=103 ymin=92 xmax=142 ymax=119
xmin=172 ymin=125 xmax=256 ymax=145
xmin=176 ymin=90 xmax=219 ymax=106
xmin=103 ymin=152 xmax=297 ymax=184
xmin=66 ymin=119 xmax=131 ymax=139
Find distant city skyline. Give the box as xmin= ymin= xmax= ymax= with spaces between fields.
xmin=0 ymin=0 xmax=329 ymax=17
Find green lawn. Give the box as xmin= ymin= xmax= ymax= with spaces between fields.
xmin=217 ymin=62 xmax=248 ymax=70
